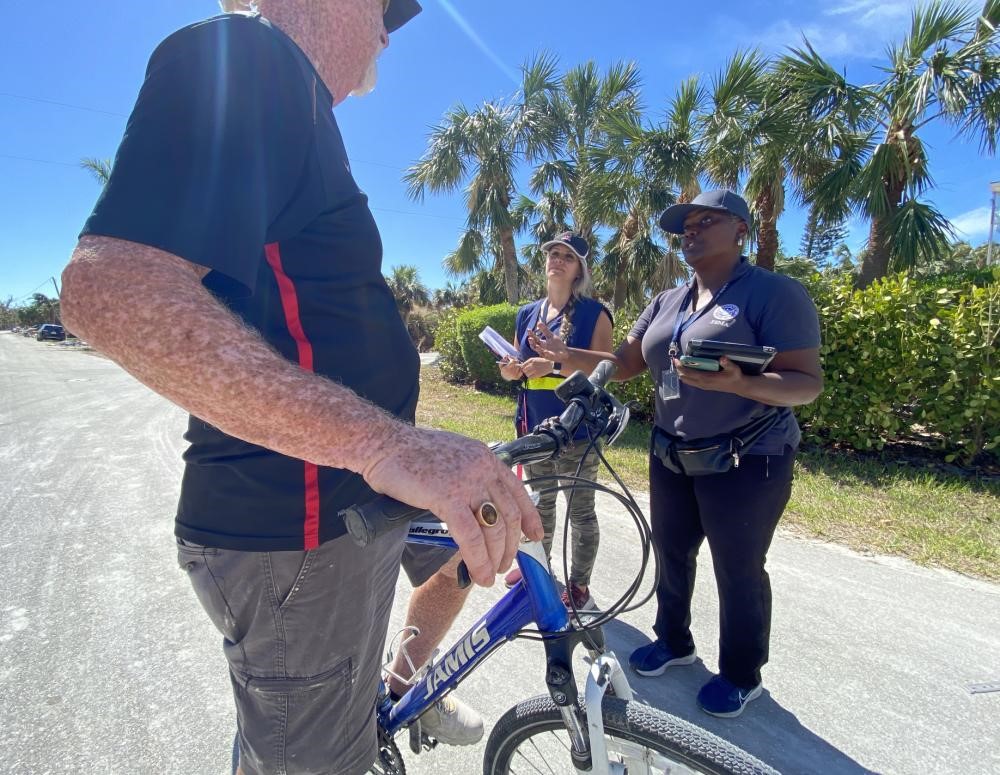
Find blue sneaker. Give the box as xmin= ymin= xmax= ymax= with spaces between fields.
xmin=697 ymin=675 xmax=762 ymax=718
xmin=628 ymin=640 xmax=697 ymax=676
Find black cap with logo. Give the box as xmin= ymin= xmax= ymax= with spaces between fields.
xmin=659 ymin=190 xmax=752 ymax=234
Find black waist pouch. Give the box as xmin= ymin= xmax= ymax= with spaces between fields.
xmin=652 ymin=409 xmax=781 ymax=476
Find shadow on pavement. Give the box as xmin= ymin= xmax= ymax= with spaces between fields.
xmin=602 ymin=619 xmax=879 ymax=775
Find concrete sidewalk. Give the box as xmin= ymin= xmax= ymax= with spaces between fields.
xmin=392 ymin=490 xmax=1000 ymax=775
xmin=1 ymin=335 xmax=997 ymax=774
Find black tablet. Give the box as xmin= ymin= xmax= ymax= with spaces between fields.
xmin=685 ymin=339 xmax=777 ymax=375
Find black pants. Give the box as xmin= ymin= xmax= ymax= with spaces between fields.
xmin=648 ymin=446 xmax=795 ymax=688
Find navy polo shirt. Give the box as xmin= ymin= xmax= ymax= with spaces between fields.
xmin=82 ymin=15 xmax=419 ymax=550
xmin=630 ymin=258 xmax=820 ymax=454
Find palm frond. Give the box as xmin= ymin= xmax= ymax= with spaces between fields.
xmin=443 ymin=229 xmax=487 ymax=277
xmin=906 ymin=0 xmax=974 ymax=62
xmin=668 ymin=77 xmax=705 ymax=132
xmin=520 ymin=52 xmax=561 ymax=104
xmin=563 ymin=61 xmax=602 ymax=127
xmin=80 ymin=157 xmax=113 ymax=186
xmin=856 ymin=142 xmax=905 ymax=219
xmin=888 ymin=196 xmax=955 ymax=270
xmin=600 ymin=61 xmax=643 ymax=114
xmin=529 ymin=159 xmax=576 ymax=196
xmin=404 ymin=105 xmax=473 ymax=200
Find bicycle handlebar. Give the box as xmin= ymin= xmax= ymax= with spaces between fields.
xmin=341 ymin=360 xmax=621 ymax=548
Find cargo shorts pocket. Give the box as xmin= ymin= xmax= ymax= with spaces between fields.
xmin=232 ymin=659 xmax=358 ymax=775
xmin=175 ymin=537 xmax=220 ymax=568
xmin=175 ymin=538 xmax=247 ymax=649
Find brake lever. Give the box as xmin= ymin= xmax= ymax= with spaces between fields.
xmin=456 ymin=561 xmax=472 ymax=589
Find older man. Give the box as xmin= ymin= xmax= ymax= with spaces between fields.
xmin=60 ymin=2 xmax=541 ymax=773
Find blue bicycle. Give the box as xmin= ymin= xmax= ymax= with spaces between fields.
xmin=343 ymin=362 xmax=778 ymax=775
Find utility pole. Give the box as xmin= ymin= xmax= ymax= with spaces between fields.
xmin=988 ymin=182 xmax=1000 ymax=266
xmin=49 ymin=277 xmax=61 ymax=324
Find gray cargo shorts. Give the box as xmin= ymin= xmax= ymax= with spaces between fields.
xmin=177 ymin=532 xmax=453 ymax=775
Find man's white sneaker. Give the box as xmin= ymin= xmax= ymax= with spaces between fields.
xmin=418 ymin=694 xmax=484 ymax=746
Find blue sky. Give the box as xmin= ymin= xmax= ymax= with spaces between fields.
xmin=1 ymin=0 xmax=998 ymax=304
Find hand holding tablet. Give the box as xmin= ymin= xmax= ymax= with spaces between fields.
xmin=683 ymin=339 xmax=776 ymax=375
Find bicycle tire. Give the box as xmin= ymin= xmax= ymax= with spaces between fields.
xmin=482 ymin=694 xmax=779 ymax=775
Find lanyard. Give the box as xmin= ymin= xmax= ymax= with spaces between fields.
xmin=537 ymin=298 xmax=565 ymax=329
xmin=532 ymin=299 xmax=566 ymax=351
xmin=669 ymin=281 xmax=729 ymax=357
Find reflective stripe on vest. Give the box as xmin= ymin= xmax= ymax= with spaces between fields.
xmin=524 ymin=376 xmax=564 ymax=391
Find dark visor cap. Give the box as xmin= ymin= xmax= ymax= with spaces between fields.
xmin=384 ymin=0 xmax=422 ymax=33
xmin=659 ymin=189 xmax=751 ymax=234
xmin=541 ymin=231 xmax=590 ymax=260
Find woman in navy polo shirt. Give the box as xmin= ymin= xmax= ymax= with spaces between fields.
xmin=530 ymin=192 xmax=823 ymax=717
xmin=498 ymin=232 xmax=613 ymax=612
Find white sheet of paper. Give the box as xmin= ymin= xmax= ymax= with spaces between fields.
xmin=478 ymin=326 xmax=520 ymax=360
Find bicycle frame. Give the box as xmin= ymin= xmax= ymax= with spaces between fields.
xmin=381 ymin=520 xmax=567 ymax=734
xmin=378 ymin=520 xmax=638 ymax=775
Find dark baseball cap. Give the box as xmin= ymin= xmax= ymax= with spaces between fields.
xmin=540 ymin=231 xmax=590 ymax=260
xmin=384 ymin=0 xmax=422 ymax=33
xmin=659 ymin=189 xmax=751 ymax=234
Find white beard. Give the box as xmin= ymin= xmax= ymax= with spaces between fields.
xmin=350 ymin=54 xmax=380 ymax=97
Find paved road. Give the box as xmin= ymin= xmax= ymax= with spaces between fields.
xmin=1 ymin=331 xmax=997 ymax=775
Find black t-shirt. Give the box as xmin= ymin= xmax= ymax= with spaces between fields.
xmin=82 ymin=15 xmax=420 ymax=550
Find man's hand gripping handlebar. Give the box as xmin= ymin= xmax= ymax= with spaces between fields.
xmin=341 ymin=361 xmax=624 ymax=585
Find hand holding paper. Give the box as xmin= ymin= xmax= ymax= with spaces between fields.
xmin=479 ymin=326 xmax=519 ymax=360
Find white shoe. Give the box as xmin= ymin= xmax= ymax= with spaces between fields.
xmin=418 ymin=694 xmax=484 ymax=746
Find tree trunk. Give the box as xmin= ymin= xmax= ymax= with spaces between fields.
xmin=754 ymin=189 xmax=779 ymax=272
xmin=858 ymin=214 xmax=893 ymax=288
xmin=609 ymin=211 xmax=643 ymax=309
xmin=859 ymin=127 xmax=918 ymax=288
xmin=499 ymin=227 xmax=520 ymax=303
xmin=612 ymin=265 xmax=628 ymax=310
xmin=859 ymin=174 xmax=906 ymax=288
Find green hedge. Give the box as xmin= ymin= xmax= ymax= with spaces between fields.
xmin=453 ymin=303 xmax=520 ymax=392
xmin=434 ymin=307 xmax=469 ymax=383
xmin=436 ymin=301 xmax=656 ymax=412
xmin=606 ymin=306 xmax=656 ymax=422
xmin=799 ymin=269 xmax=999 ymax=464
xmin=433 ymin=272 xmax=998 ymax=465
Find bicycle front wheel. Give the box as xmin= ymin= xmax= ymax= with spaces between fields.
xmin=482 ymin=695 xmax=778 ymax=775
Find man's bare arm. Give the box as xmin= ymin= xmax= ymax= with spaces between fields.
xmin=62 ymin=236 xmax=542 ymax=584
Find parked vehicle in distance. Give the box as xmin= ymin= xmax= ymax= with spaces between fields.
xmin=36 ymin=324 xmax=66 ymax=342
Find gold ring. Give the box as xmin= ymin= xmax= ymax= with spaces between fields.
xmin=476 ymin=501 xmax=499 ymax=528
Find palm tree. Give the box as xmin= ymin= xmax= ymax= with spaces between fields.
xmin=406 ymin=56 xmax=562 ymax=303
xmin=699 ymin=50 xmax=801 ymax=271
xmin=80 ymin=157 xmax=112 ymax=186
xmin=431 ymin=281 xmax=473 ymax=310
xmin=771 ymin=42 xmax=876 ymax=269
xmin=797 ymin=0 xmax=1000 ymax=286
xmin=510 ymin=189 xmax=574 ymax=279
xmin=858 ymin=0 xmax=999 ymax=285
xmin=384 ymin=265 xmax=430 ymax=320
xmin=507 ymin=59 xmax=644 ymax=301
xmin=526 ymin=60 xmax=643 ymax=240
xmin=581 ymin=77 xmax=703 ymax=307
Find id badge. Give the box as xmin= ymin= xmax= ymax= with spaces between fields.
xmin=659 ymin=366 xmax=680 ymax=401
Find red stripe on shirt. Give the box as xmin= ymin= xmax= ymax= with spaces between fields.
xmin=264 ymin=242 xmax=320 ymax=550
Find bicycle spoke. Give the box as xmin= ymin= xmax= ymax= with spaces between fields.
xmin=512 ymin=730 xmax=566 ymax=775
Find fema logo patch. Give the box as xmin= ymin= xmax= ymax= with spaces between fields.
xmin=714 ymin=304 xmax=739 ymax=322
